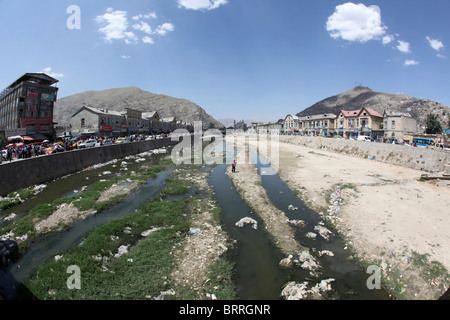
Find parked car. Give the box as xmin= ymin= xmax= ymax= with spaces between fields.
xmin=357 ymin=136 xmax=373 ymax=142
xmin=45 ymin=145 xmax=66 ymax=155
xmin=115 ymin=137 xmax=128 ymax=144
xmin=78 ymin=139 xmax=97 ymax=148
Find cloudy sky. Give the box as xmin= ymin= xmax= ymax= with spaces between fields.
xmin=0 ymin=0 xmax=449 ymax=122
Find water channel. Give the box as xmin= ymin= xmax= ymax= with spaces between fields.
xmin=1 ymin=144 xmax=390 ymax=300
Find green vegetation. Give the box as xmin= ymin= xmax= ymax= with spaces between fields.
xmin=425 ymin=113 xmax=443 ymax=134
xmin=25 ymin=199 xmax=188 ymax=300
xmin=0 ymin=165 xmax=166 ymax=253
xmin=23 ymin=164 xmax=235 ymax=300
xmin=0 ymin=185 xmax=45 ymax=211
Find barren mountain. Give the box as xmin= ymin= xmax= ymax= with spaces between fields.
xmin=54 ymin=87 xmax=224 ymax=129
xmin=297 ymin=86 xmax=449 ymax=130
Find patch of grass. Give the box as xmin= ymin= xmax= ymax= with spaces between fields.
xmin=340 ymin=184 xmax=358 ymax=192
xmin=25 ymin=199 xmax=189 ymax=300
xmin=411 ymin=252 xmax=450 ymax=283
xmin=161 ymin=177 xmax=191 ymax=197
xmin=160 ymin=158 xmax=174 ymax=165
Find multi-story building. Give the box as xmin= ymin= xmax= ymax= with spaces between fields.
xmin=383 ymin=110 xmax=417 ymax=141
xmin=336 ymin=107 xmax=383 ymax=139
xmin=70 ymin=106 xmax=126 ymax=137
xmin=142 ymin=111 xmax=161 ymax=134
xmin=0 ymin=73 xmax=59 ymax=140
xmin=298 ymin=113 xmax=336 ymax=136
xmin=283 ymin=114 xmax=300 ymax=133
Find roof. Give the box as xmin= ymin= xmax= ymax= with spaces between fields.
xmin=72 ymin=106 xmax=124 ymax=118
xmin=338 ymin=109 xmax=360 ymax=117
xmin=8 ymin=73 xmax=59 ymax=88
xmin=338 ymin=108 xmax=383 ymax=118
xmin=301 ymin=113 xmax=337 ymax=121
xmin=383 ymin=110 xmax=413 ymax=118
xmin=161 ymin=117 xmax=176 ymax=122
xmin=284 ymin=114 xmax=299 ymax=120
xmin=362 ymin=107 xmax=383 ymax=118
xmin=142 ymin=111 xmax=159 ymax=118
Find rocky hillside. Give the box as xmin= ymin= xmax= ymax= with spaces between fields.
xmin=297 ymin=86 xmax=450 ymax=130
xmin=54 ymin=87 xmax=224 ymax=129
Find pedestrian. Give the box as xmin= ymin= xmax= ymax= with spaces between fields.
xmin=232 ymin=160 xmax=236 ymax=173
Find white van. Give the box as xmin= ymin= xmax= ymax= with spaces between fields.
xmin=357 ymin=136 xmax=372 ymax=142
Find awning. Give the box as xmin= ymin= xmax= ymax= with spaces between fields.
xmin=28 ymin=133 xmax=49 ymax=141
xmin=7 ymin=135 xmax=23 ymax=141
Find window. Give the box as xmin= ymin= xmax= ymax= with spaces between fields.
xmin=391 ymin=120 xmax=396 ymax=129
xmin=81 ymin=118 xmax=85 ymax=127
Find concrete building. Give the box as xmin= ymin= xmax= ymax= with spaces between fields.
xmin=383 ymin=110 xmax=417 ymax=141
xmin=142 ymin=111 xmax=161 ymax=134
xmin=70 ymin=106 xmax=126 ymax=137
xmin=160 ymin=117 xmax=177 ymax=133
xmin=283 ymin=114 xmax=300 ymax=133
xmin=298 ymin=113 xmax=336 ymax=136
xmin=0 ymin=73 xmax=59 ymax=141
xmin=336 ymin=107 xmax=383 ymax=139
xmin=122 ymin=108 xmax=144 ymax=133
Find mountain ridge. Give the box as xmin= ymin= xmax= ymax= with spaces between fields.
xmin=54 ymin=87 xmax=225 ymax=129
xmin=296 ymin=86 xmax=449 ymax=129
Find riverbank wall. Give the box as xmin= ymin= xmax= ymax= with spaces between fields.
xmin=0 ymin=138 xmax=180 ymax=196
xmin=279 ymin=135 xmax=450 ymax=173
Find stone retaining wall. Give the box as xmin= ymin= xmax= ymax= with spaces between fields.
xmin=279 ymin=135 xmax=450 ymax=173
xmin=0 ymin=138 xmax=179 ymax=196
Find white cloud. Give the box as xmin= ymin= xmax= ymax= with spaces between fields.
xmin=426 ymin=36 xmax=444 ymax=52
xmin=132 ymin=12 xmax=157 ymax=20
xmin=132 ymin=21 xmax=152 ymax=34
xmin=326 ymin=3 xmax=387 ymax=43
xmin=155 ymin=23 xmax=175 ymax=35
xmin=404 ymin=59 xmax=419 ymax=66
xmin=382 ymin=35 xmax=394 ymax=45
xmin=396 ymin=40 xmax=411 ymax=53
xmin=95 ymin=8 xmax=174 ymax=45
xmin=95 ymin=9 xmax=130 ymax=43
xmin=142 ymin=36 xmax=154 ymax=44
xmin=177 ymin=0 xmax=228 ymax=11
xmin=437 ymin=54 xmax=447 ymax=59
xmin=121 ymin=55 xmax=132 ymax=59
xmin=41 ymin=67 xmax=64 ymax=79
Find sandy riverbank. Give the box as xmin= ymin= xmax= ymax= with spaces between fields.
xmin=243 ymin=137 xmax=450 ymax=299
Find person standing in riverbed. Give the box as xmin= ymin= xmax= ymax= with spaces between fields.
xmin=232 ymin=160 xmax=236 ymax=173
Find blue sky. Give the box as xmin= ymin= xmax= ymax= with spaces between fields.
xmin=1 ymin=0 xmax=449 ymax=122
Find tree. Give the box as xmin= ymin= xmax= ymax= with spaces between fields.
xmin=425 ymin=114 xmax=443 ymax=134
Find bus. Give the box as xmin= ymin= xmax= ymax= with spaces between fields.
xmin=412 ymin=137 xmax=434 ymax=147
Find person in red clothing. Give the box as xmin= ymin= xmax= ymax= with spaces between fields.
xmin=232 ymin=160 xmax=236 ymax=173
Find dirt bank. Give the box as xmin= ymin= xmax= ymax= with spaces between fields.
xmin=248 ymin=137 xmax=450 ymax=299
xmin=225 ymin=149 xmax=304 ymax=256
xmin=170 ymin=170 xmax=231 ymax=299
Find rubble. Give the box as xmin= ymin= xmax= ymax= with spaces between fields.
xmin=287 ymin=219 xmax=306 ymax=227
xmin=281 ymin=278 xmax=335 ymax=300
xmin=314 ymin=225 xmax=333 ymax=241
xmin=235 ymin=217 xmax=258 ymax=230
xmin=279 ymin=255 xmax=294 ymax=268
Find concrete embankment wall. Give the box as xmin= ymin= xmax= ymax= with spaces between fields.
xmin=279 ymin=135 xmax=450 ymax=173
xmin=0 ymin=138 xmax=179 ymax=196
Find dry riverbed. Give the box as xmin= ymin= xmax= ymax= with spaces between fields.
xmin=249 ymin=137 xmax=450 ymax=299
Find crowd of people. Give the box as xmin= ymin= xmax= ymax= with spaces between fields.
xmin=1 ymin=141 xmax=55 ymax=164
xmin=0 ymin=133 xmax=172 ymax=164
